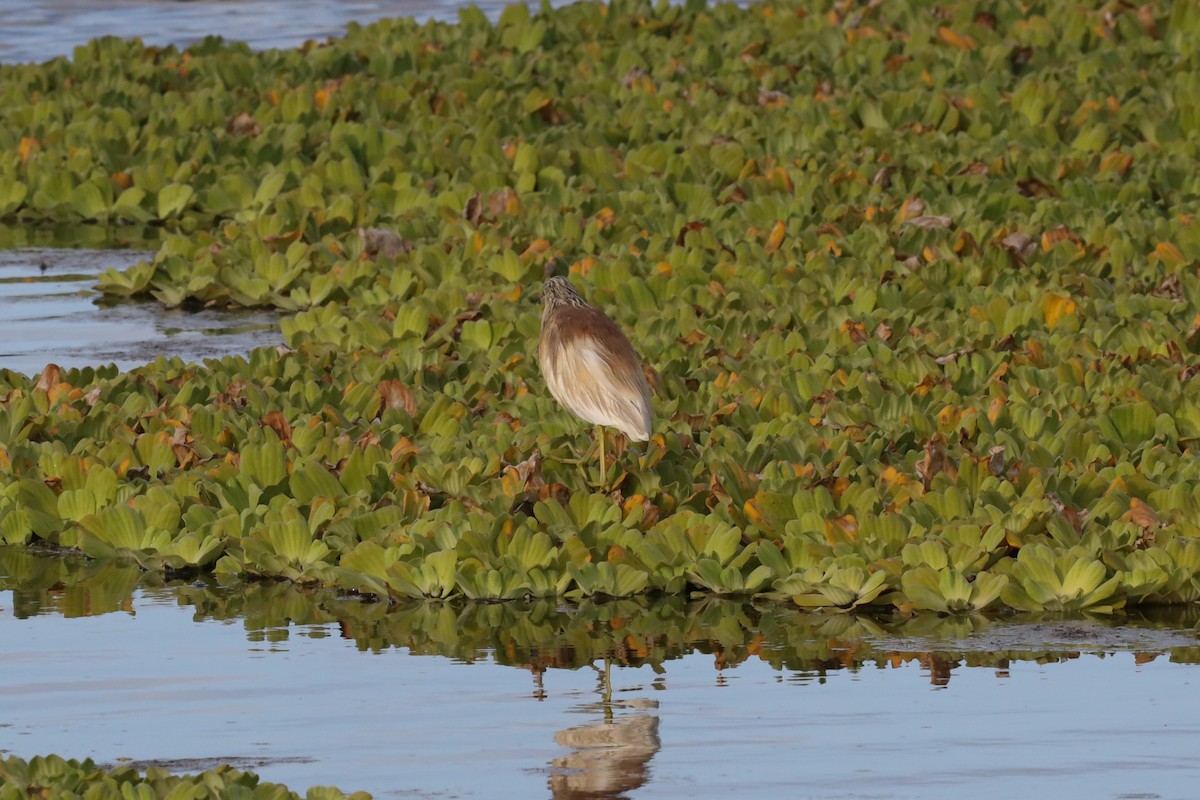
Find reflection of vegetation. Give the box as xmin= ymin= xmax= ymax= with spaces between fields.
xmin=7 ymin=548 xmax=1200 ymax=674
xmin=0 ymin=754 xmax=367 ymax=800
xmin=0 ymin=546 xmax=140 ymax=618
xmin=1 ymin=1 xmax=1200 ymax=612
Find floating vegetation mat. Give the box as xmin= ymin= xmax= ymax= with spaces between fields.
xmin=2 ymin=0 xmax=1200 ymax=613
xmin=0 ymin=755 xmax=364 ymax=800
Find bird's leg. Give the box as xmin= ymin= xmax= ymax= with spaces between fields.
xmin=603 ymin=656 xmax=613 ymax=709
xmin=596 ymin=425 xmax=607 ymax=487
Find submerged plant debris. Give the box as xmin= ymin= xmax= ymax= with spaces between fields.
xmin=2 ymin=0 xmax=1200 ymax=614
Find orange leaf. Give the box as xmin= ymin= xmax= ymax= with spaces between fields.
xmin=823 ymin=513 xmax=857 ymax=544
xmin=1128 ymin=498 xmax=1159 ymax=529
xmin=937 ymin=26 xmax=977 ymax=50
xmin=500 ymin=466 xmax=525 ymax=497
xmin=520 ymin=238 xmax=551 ymax=259
xmin=840 ymin=319 xmax=868 ymax=342
xmin=313 ymin=87 xmax=333 ymax=111
xmin=1098 ymin=150 xmax=1133 ymax=175
xmin=1153 ymin=242 xmax=1186 ymax=266
xmin=18 ymin=136 xmax=37 ymax=162
xmin=1041 ymin=225 xmax=1082 ymax=251
xmin=987 ymin=395 xmax=1006 ymax=425
xmin=896 ymin=197 xmax=925 ymax=223
xmin=571 ymin=256 xmax=596 ymax=276
xmin=764 ymin=220 xmax=786 ymax=253
xmin=622 ymin=494 xmax=647 ymax=516
xmin=261 ymin=411 xmax=292 ymax=442
xmin=766 ymin=166 xmax=794 ymax=193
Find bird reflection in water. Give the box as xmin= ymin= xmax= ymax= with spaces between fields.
xmin=546 ymin=658 xmax=661 ymax=799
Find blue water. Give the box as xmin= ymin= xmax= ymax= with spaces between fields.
xmin=2 ymin=588 xmax=1198 ymax=799
xmin=0 ymin=0 xmax=569 ymax=65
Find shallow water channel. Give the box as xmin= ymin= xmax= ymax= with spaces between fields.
xmin=0 ymin=247 xmax=281 ymax=377
xmin=3 ymin=549 xmax=1200 ymax=799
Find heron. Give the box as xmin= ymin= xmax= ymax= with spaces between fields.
xmin=538 ymin=276 xmax=652 ymax=485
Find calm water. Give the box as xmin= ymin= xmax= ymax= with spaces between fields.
xmin=0 ymin=247 xmax=281 ymax=376
xmin=2 ymin=559 xmax=1200 ymax=799
xmin=0 ymin=0 xmax=571 ymax=65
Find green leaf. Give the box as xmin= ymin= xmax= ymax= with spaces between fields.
xmin=156 ymin=182 xmax=195 ymax=219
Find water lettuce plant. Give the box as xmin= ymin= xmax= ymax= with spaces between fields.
xmin=0 ymin=755 xmax=365 ymax=800
xmin=2 ymin=0 xmax=1200 ymax=612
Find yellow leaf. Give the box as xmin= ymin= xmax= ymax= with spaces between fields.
xmin=937 ymin=405 xmax=962 ymax=430
xmin=743 ymin=497 xmax=765 ymax=526
xmin=1042 ymin=292 xmax=1077 ymax=329
xmin=764 ymin=220 xmax=786 ymax=253
xmin=880 ymin=466 xmax=909 ymax=487
xmin=622 ymin=494 xmax=647 ymax=516
xmin=500 ymin=466 xmax=524 ymax=497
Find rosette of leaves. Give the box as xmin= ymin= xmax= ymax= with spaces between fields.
xmin=0 ymin=755 xmax=366 ymax=800
xmin=998 ymin=544 xmax=1124 ymax=613
xmin=897 ymin=539 xmax=1008 ymax=613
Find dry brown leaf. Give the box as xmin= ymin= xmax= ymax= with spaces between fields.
xmin=378 ymin=380 xmax=418 ymax=416
xmin=1128 ymin=497 xmax=1160 ymax=529
xmin=758 ymin=86 xmax=789 ymax=108
xmin=35 ymin=364 xmax=62 ymax=395
xmin=225 ymin=112 xmax=261 ymax=137
xmin=904 ymin=214 xmax=953 ymax=229
xmin=261 ymin=410 xmax=292 ymax=443
xmin=1016 ymin=177 xmax=1055 ymax=197
xmin=462 ymin=193 xmax=483 ymax=225
xmin=358 ymin=227 xmax=413 ymax=259
xmin=1001 ymin=231 xmax=1037 ymax=262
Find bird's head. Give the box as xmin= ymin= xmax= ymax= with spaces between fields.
xmin=541 ymin=276 xmax=587 ymax=309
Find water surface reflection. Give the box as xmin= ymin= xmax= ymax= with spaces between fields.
xmin=3 ymin=548 xmax=1200 ymax=799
